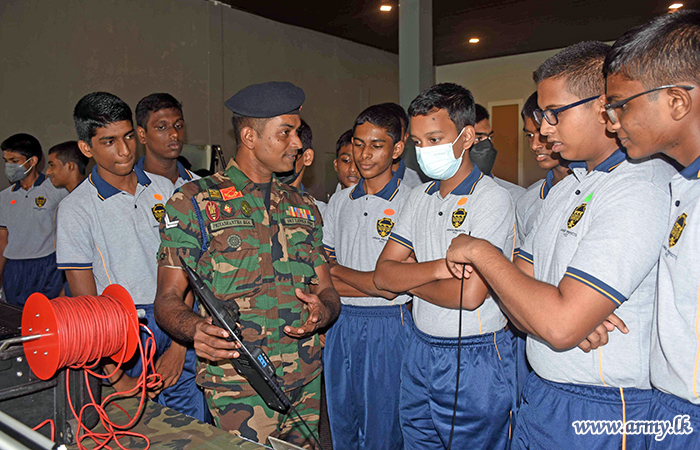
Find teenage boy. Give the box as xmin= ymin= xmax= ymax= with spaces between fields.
xmin=0 ymin=133 xmax=67 ymax=306
xmin=603 ymin=10 xmax=700 ymax=447
xmin=47 ymin=141 xmax=88 ymax=193
xmin=55 ymin=92 xmax=209 ymax=422
xmin=374 ymin=83 xmax=516 ymax=449
xmin=323 ymin=104 xmax=413 ymax=450
xmin=381 ymin=102 xmax=424 ymax=188
xmin=333 ymin=129 xmax=360 ymax=193
xmin=443 ymin=42 xmax=676 ymax=449
xmin=515 ymin=92 xmax=570 ymax=246
xmin=135 ymin=93 xmax=199 ymax=189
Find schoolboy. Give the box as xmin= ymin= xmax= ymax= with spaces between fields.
xmin=55 ymin=92 xmax=209 ymax=422
xmin=444 ymin=42 xmax=675 ymax=449
xmin=380 ymin=102 xmax=424 ymax=188
xmin=47 ymin=141 xmax=88 ymax=193
xmin=0 ymin=133 xmax=67 ymax=306
xmin=323 ymin=104 xmax=413 ymax=449
xmin=374 ymin=83 xmax=516 ymax=449
xmin=333 ymin=129 xmax=360 ymax=193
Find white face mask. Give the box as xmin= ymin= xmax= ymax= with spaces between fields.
xmin=415 ymin=127 xmax=466 ymax=180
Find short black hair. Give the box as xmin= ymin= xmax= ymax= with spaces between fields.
xmin=379 ymin=102 xmax=409 ymax=135
xmin=604 ymin=10 xmax=700 ymax=89
xmin=335 ymin=129 xmax=353 ymax=156
xmin=297 ymin=119 xmax=312 ymax=151
xmin=73 ymin=92 xmax=133 ymax=145
xmin=408 ymin=83 xmax=476 ymax=132
xmin=48 ymin=140 xmax=89 ymax=175
xmin=353 ymin=104 xmax=403 ymax=145
xmin=475 ymin=104 xmax=490 ymax=123
xmin=231 ymin=114 xmax=269 ymax=146
xmin=135 ymin=93 xmax=183 ymax=129
xmin=1 ymin=133 xmax=43 ymax=163
xmin=533 ymin=41 xmax=611 ymax=98
xmin=521 ymin=92 xmax=539 ymax=121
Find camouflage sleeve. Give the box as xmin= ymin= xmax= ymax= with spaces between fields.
xmin=158 ymin=188 xmax=204 ymax=269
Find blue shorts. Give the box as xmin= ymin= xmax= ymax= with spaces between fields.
xmin=323 ymin=303 xmax=413 ymax=450
xmin=124 ymin=303 xmax=210 ymax=423
xmin=400 ymin=326 xmax=516 ymax=450
xmin=512 ymin=372 xmax=651 ymax=450
xmin=3 ymin=252 xmax=64 ymax=307
xmin=647 ymin=389 xmax=700 ymax=449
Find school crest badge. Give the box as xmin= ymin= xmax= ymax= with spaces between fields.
xmin=669 ymin=213 xmax=687 ymax=248
xmin=35 ymin=196 xmax=46 ymax=208
xmin=451 ymin=208 xmax=466 ymax=228
xmin=241 ymin=201 xmax=253 ymax=217
xmin=376 ymin=217 xmax=394 ymax=238
xmin=205 ymin=201 xmax=220 ymax=222
xmin=567 ymin=203 xmax=587 ymax=229
xmin=151 ymin=203 xmax=165 ymax=223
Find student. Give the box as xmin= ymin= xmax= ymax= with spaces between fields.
xmin=0 ymin=133 xmax=67 ymax=306
xmin=322 ymin=104 xmax=413 ymax=450
xmin=46 ymin=141 xmax=88 ymax=193
xmin=472 ymin=104 xmax=526 ymax=202
xmin=333 ymin=129 xmax=360 ymax=193
xmin=443 ymin=42 xmax=676 ymax=449
xmin=135 ymin=93 xmax=199 ymax=189
xmin=374 ymin=83 xmax=516 ymax=449
xmin=380 ymin=102 xmax=424 ymax=188
xmin=515 ymin=92 xmax=570 ymax=247
xmin=55 ymin=92 xmax=209 ymax=422
xmin=603 ymin=10 xmax=700 ymax=447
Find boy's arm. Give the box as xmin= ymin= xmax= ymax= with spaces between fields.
xmin=0 ymin=228 xmax=7 ymax=284
xmin=153 ymin=290 xmax=194 ymax=390
xmin=329 ymin=262 xmax=398 ymax=299
xmin=408 ymin=268 xmax=490 ymax=310
xmin=374 ymin=240 xmax=454 ymax=292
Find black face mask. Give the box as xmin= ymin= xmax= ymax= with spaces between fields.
xmin=470 ymin=139 xmax=498 ymax=175
xmin=275 ymin=167 xmax=301 ymax=185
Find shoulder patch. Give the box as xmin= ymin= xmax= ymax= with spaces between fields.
xmin=221 ymin=186 xmax=243 ymax=200
xmin=207 ymin=188 xmax=222 ymax=200
xmin=205 ymin=201 xmax=220 ymax=222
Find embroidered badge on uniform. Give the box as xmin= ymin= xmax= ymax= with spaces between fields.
xmin=287 ymin=206 xmax=315 ymax=221
xmin=451 ymin=208 xmax=466 ymax=228
xmin=208 ymin=188 xmax=223 ymax=201
xmin=669 ymin=212 xmax=687 ymax=248
xmin=222 ymin=204 xmax=233 ymax=216
xmin=35 ymin=196 xmax=46 ymax=208
xmin=241 ymin=201 xmax=253 ymax=217
xmin=227 ymin=234 xmax=242 ymax=250
xmin=151 ymin=203 xmax=166 ymax=223
xmin=221 ymin=186 xmax=243 ymax=201
xmin=205 ymin=201 xmax=220 ymax=222
xmin=376 ymin=217 xmax=394 ymax=237
xmin=164 ymin=214 xmax=179 ymax=229
xmin=567 ymin=203 xmax=587 ymax=229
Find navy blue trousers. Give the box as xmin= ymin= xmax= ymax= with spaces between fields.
xmin=647 ymin=389 xmax=700 ymax=449
xmin=4 ymin=252 xmax=64 ymax=307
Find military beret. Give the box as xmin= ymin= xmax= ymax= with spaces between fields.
xmin=224 ymin=81 xmax=305 ymax=118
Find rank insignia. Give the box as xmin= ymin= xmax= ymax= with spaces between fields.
xmin=241 ymin=201 xmax=252 ymax=217
xmin=451 ymin=208 xmax=466 ymax=228
xmin=376 ymin=217 xmax=394 ymax=238
xmin=221 ymin=186 xmax=243 ymax=201
xmin=205 ymin=201 xmax=220 ymax=222
xmin=207 ymin=189 xmax=222 ymax=200
xmin=567 ymin=203 xmax=587 ymax=229
xmin=287 ymin=206 xmax=315 ymax=221
xmin=669 ymin=213 xmax=687 ymax=248
xmin=222 ymin=204 xmax=233 ymax=216
xmin=35 ymin=196 xmax=46 ymax=208
xmin=151 ymin=203 xmax=166 ymax=223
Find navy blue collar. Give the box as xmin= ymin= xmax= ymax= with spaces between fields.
xmin=425 ymin=165 xmax=484 ymax=196
xmin=569 ymin=148 xmax=626 ymax=173
xmin=350 ymin=169 xmax=402 ymax=201
xmin=680 ymin=155 xmax=700 ymax=180
xmin=12 ymin=172 xmax=46 ymax=192
xmin=540 ymin=169 xmax=555 ymax=200
xmin=136 ymin=156 xmax=194 ymax=181
xmin=88 ymin=165 xmax=151 ymax=201
xmin=394 ymin=159 xmax=407 ymax=180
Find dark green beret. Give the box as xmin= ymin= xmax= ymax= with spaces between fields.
xmin=224 ymin=81 xmax=305 ymax=118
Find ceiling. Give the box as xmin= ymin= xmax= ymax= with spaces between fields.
xmin=221 ymin=0 xmax=694 ymax=65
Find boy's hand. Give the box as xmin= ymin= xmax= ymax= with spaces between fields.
xmin=193 ymin=317 xmax=241 ymax=361
xmin=433 ymin=258 xmax=458 ymax=280
xmin=285 ymin=288 xmax=330 ymax=338
xmin=577 ymin=313 xmax=629 ymax=352
xmin=155 ymin=343 xmax=187 ymax=390
xmin=446 ymin=234 xmax=478 ymax=278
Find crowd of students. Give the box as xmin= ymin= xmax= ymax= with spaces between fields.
xmin=2 ymin=9 xmax=700 ymax=450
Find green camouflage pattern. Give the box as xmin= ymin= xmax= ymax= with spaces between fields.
xmin=207 ymin=373 xmax=321 ymax=448
xmin=158 ymin=159 xmax=326 ymax=394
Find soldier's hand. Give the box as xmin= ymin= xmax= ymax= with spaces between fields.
xmin=193 ymin=317 xmax=241 ymax=361
xmin=284 ymin=288 xmax=328 ymax=339
xmin=577 ymin=313 xmax=628 ymax=353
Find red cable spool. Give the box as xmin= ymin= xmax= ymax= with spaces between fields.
xmin=21 ymin=284 xmax=140 ymax=380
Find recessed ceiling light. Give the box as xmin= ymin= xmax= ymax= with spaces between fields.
xmin=669 ymin=3 xmax=683 ymax=9
xmin=469 ymin=38 xmax=480 ymax=44
xmin=380 ymin=5 xmax=392 ymax=12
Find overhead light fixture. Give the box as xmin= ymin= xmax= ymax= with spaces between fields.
xmin=468 ymin=38 xmax=480 ymax=44
xmin=380 ymin=5 xmax=392 ymax=12
xmin=669 ymin=3 xmax=683 ymax=9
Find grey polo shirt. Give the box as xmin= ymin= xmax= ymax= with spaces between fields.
xmin=390 ymin=165 xmax=515 ymax=337
xmin=136 ymin=156 xmax=200 ymax=190
xmin=494 ymin=176 xmax=526 ymax=202
xmin=394 ymin=159 xmax=423 ymax=189
xmin=651 ymin=157 xmax=700 ymax=404
xmin=515 ymin=170 xmax=557 ymax=249
xmin=55 ymin=166 xmax=174 ymax=305
xmin=323 ymin=170 xmax=412 ymax=307
xmin=517 ymin=150 xmax=674 ymax=388
xmin=0 ymin=173 xmax=67 ymax=260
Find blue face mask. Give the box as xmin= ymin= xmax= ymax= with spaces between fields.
xmin=415 ymin=127 xmax=466 ymax=180
xmin=5 ymin=159 xmax=33 ymax=183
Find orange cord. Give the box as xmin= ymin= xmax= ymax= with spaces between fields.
xmin=32 ymin=419 xmax=55 ymax=441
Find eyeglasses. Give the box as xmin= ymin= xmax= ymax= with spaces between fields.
xmin=533 ymin=95 xmax=600 ymax=126
xmin=604 ymin=84 xmax=695 ymax=124
xmin=474 ymin=131 xmax=493 ymax=143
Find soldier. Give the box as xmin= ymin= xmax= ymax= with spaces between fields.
xmin=154 ymin=81 xmax=341 ymax=448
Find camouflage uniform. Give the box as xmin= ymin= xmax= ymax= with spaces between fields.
xmin=158 ymin=159 xmax=326 ymax=448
